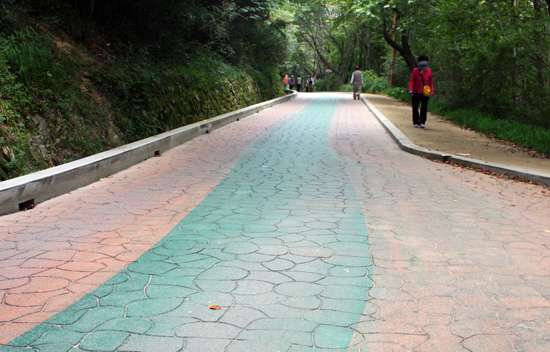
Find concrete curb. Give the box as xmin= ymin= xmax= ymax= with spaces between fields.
xmin=361 ymin=95 xmax=550 ymax=186
xmin=0 ymin=92 xmax=298 ymax=216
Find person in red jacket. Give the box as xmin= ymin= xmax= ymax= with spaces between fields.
xmin=408 ymin=55 xmax=434 ymax=128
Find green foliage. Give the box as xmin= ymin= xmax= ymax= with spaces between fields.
xmin=387 ymin=0 xmax=550 ymax=130
xmin=443 ymin=109 xmax=550 ymax=155
xmin=246 ymin=65 xmax=285 ymax=101
xmin=315 ymin=73 xmax=340 ymax=92
xmin=1 ymin=27 xmax=52 ymax=91
xmin=13 ymin=0 xmax=289 ymax=69
xmin=362 ymin=70 xmax=388 ymax=94
xmin=0 ymin=0 xmax=287 ymax=180
xmin=90 ymin=53 xmax=280 ymax=143
xmin=386 ymin=87 xmax=410 ymax=102
xmin=340 ymin=84 xmax=353 ymax=92
xmin=0 ymin=21 xmax=116 ymax=180
xmin=90 ymin=58 xmax=162 ymax=142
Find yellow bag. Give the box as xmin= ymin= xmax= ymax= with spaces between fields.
xmin=423 ymin=85 xmax=431 ymax=97
xmin=420 ymin=71 xmax=431 ymax=97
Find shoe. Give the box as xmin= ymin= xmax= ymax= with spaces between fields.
xmin=420 ymin=124 xmax=425 ymax=128
xmin=414 ymin=124 xmax=419 ymax=128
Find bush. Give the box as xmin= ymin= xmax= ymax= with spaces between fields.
xmin=315 ymin=73 xmax=340 ymax=92
xmin=339 ymin=84 xmax=353 ymax=92
xmin=385 ymin=87 xmax=409 ymax=101
xmin=362 ymin=70 xmax=388 ymax=94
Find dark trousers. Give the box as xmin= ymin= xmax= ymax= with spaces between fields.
xmin=412 ymin=93 xmax=429 ymax=125
xmin=296 ymin=84 xmax=301 ymax=92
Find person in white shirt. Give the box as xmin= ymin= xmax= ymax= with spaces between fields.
xmin=350 ymin=66 xmax=363 ymax=100
xmin=306 ymin=75 xmax=314 ymax=92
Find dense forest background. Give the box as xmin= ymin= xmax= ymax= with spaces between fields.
xmin=288 ymin=0 xmax=550 ymax=128
xmin=0 ymin=0 xmax=287 ymax=180
xmin=1 ymin=0 xmax=549 ymax=180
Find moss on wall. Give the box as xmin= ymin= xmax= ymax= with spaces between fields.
xmin=0 ymin=53 xmax=283 ymax=181
xmin=91 ymin=59 xmax=283 ymax=144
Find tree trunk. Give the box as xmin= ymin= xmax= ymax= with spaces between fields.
xmin=327 ymin=26 xmax=355 ymax=86
xmin=533 ymin=0 xmax=548 ymax=87
xmin=358 ymin=22 xmax=371 ymax=70
xmin=381 ymin=7 xmax=416 ymax=72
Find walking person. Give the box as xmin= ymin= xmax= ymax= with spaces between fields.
xmin=289 ymin=75 xmax=295 ymax=90
xmin=306 ymin=75 xmax=314 ymax=92
xmin=296 ymin=75 xmax=302 ymax=92
xmin=351 ymin=66 xmax=363 ymax=100
xmin=283 ymin=75 xmax=289 ymax=90
xmin=408 ymin=55 xmax=434 ymax=128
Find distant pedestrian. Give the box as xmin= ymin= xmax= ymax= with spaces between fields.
xmin=283 ymin=75 xmax=289 ymax=90
xmin=289 ymin=75 xmax=295 ymax=90
xmin=296 ymin=75 xmax=302 ymax=92
xmin=350 ymin=66 xmax=363 ymax=100
xmin=408 ymin=55 xmax=434 ymax=128
xmin=306 ymin=75 xmax=314 ymax=92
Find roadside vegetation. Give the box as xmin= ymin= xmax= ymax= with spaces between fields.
xmin=387 ymin=88 xmax=550 ymax=156
xmin=0 ymin=0 xmax=287 ymax=180
xmin=282 ymin=0 xmax=550 ymax=156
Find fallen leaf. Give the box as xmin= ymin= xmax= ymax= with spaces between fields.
xmin=208 ymin=305 xmax=221 ymax=310
xmin=357 ymin=161 xmax=361 ymax=163
xmin=99 ymin=178 xmax=104 ymax=181
xmin=472 ymin=186 xmax=477 ymax=188
xmin=454 ymin=200 xmax=458 ymax=202
xmin=8 ymin=230 xmax=12 ymax=234
xmin=543 ymin=230 xmax=550 ymax=233
xmin=510 ymin=204 xmax=516 ymax=206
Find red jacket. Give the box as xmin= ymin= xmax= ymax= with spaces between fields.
xmin=409 ymin=68 xmax=434 ymax=95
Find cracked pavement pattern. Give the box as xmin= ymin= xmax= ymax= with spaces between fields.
xmin=1 ymin=93 xmax=550 ymax=351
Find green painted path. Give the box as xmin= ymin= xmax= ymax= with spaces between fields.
xmin=4 ymin=95 xmax=374 ymax=351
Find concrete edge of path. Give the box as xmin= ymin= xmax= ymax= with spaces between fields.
xmin=361 ymin=95 xmax=550 ymax=186
xmin=0 ymin=92 xmax=298 ymax=216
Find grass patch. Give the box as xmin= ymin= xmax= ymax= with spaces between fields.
xmin=442 ymin=110 xmax=550 ymax=155
xmin=384 ymin=88 xmax=550 ymax=155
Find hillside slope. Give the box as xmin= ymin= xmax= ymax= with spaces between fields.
xmin=0 ymin=3 xmax=284 ymax=181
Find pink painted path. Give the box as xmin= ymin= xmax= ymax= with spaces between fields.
xmin=329 ymin=94 xmax=550 ymax=350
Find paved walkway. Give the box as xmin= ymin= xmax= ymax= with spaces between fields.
xmin=1 ymin=93 xmax=550 ymax=351
xmin=365 ymin=94 xmax=550 ymax=175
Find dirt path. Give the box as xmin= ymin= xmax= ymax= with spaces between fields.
xmin=364 ymin=94 xmax=550 ymax=175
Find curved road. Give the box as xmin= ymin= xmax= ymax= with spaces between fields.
xmin=1 ymin=93 xmax=549 ymax=351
